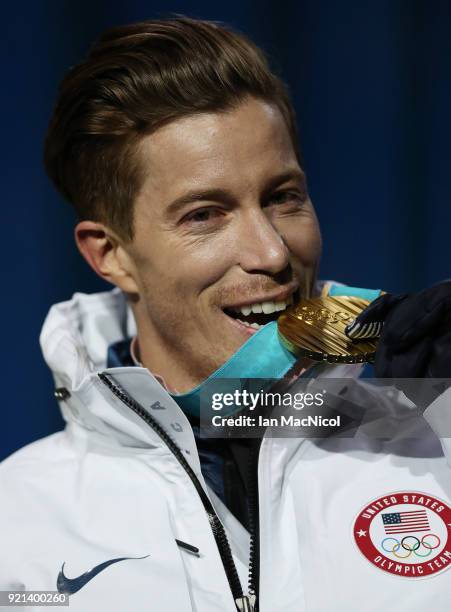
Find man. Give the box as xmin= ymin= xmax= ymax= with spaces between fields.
xmin=1 ymin=17 xmax=451 ymax=612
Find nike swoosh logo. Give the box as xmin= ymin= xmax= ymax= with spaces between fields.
xmin=57 ymin=555 xmax=149 ymax=595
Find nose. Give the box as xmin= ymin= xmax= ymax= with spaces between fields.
xmin=238 ymin=210 xmax=290 ymax=276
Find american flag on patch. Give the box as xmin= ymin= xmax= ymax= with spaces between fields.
xmin=382 ymin=510 xmax=430 ymax=534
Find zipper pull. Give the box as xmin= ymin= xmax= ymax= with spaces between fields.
xmin=175 ymin=539 xmax=200 ymax=556
xmin=235 ymin=594 xmax=256 ymax=612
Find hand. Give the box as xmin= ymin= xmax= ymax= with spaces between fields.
xmin=345 ymin=281 xmax=451 ymax=405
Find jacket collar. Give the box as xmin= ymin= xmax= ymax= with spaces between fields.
xmin=40 ymin=288 xmax=204 ymax=474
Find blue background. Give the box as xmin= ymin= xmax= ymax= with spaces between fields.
xmin=2 ymin=1 xmax=450 ymax=459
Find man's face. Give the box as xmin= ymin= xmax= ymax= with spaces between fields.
xmin=126 ymin=97 xmax=321 ymax=391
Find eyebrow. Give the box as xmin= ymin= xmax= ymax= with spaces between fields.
xmin=165 ymin=168 xmax=306 ymax=218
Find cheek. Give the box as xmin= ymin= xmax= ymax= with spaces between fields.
xmin=140 ymin=234 xmax=237 ymax=297
xmin=282 ymin=219 xmax=322 ymax=267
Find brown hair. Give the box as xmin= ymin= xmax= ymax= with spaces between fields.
xmin=44 ymin=17 xmax=299 ymax=241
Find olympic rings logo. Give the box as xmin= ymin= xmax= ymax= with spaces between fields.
xmin=381 ymin=534 xmax=441 ymax=559
xmin=295 ymin=307 xmax=351 ymax=325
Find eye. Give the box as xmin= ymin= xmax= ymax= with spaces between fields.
xmin=265 ymin=189 xmax=307 ymax=208
xmin=188 ymin=209 xmax=212 ymax=223
xmin=182 ymin=207 xmax=224 ymax=225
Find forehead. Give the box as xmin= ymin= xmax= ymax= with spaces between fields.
xmin=136 ymin=98 xmax=300 ymax=202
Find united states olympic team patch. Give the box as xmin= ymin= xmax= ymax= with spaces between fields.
xmin=353 ymin=492 xmax=451 ymax=578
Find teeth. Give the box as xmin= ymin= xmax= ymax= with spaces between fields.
xmin=262 ymin=301 xmax=277 ymax=314
xmin=234 ymin=297 xmax=293 ymax=317
xmin=237 ymin=319 xmax=262 ymax=329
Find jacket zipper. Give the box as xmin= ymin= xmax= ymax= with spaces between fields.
xmin=245 ymin=438 xmax=261 ymax=612
xmin=243 ymin=370 xmax=303 ymax=612
xmin=98 ymin=372 xmax=256 ymax=612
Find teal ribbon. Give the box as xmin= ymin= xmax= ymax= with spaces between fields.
xmin=170 ymin=321 xmax=297 ymax=417
xmin=327 ymin=284 xmax=381 ymax=301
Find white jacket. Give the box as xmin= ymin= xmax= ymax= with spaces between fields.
xmin=1 ymin=288 xmax=451 ymax=612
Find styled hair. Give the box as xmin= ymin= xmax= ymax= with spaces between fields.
xmin=44 ymin=17 xmax=299 ymax=240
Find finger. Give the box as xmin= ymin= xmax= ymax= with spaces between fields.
xmin=345 ymin=293 xmax=407 ymax=339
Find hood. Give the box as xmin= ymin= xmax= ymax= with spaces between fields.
xmin=40 ymin=288 xmax=136 ymax=390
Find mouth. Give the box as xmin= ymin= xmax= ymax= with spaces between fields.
xmin=222 ymin=288 xmax=300 ymax=333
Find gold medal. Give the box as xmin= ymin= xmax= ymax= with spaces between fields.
xmin=278 ymin=296 xmax=379 ymax=364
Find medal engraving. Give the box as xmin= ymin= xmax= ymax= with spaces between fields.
xmin=278 ymin=296 xmax=379 ymax=364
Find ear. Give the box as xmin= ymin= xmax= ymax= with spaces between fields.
xmin=75 ymin=221 xmax=139 ymax=294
